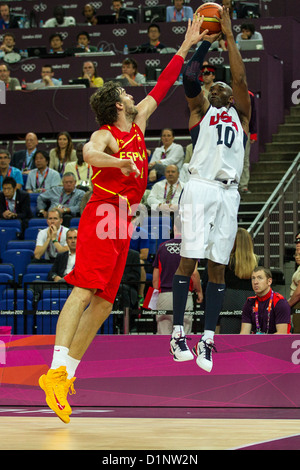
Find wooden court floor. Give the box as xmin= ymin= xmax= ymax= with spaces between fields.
xmin=1 ymin=415 xmax=300 ymax=450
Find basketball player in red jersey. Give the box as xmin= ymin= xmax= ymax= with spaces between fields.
xmin=39 ymin=14 xmax=210 ymax=423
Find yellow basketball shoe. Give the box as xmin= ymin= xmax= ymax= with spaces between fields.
xmin=39 ymin=366 xmax=72 ymax=424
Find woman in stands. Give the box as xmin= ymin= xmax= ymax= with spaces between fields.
xmin=49 ymin=131 xmax=77 ymax=176
xmin=225 ymin=227 xmax=259 ymax=290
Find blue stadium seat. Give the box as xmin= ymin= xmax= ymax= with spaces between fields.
xmin=42 ymin=289 xmax=70 ymax=300
xmin=26 ymin=263 xmax=53 ymax=274
xmin=24 ymin=226 xmax=42 ymax=240
xmin=6 ymin=240 xmax=36 ymax=251
xmin=0 ymin=273 xmax=14 ymax=297
xmin=22 ymin=272 xmax=48 ymax=285
xmin=2 ymin=288 xmax=34 ymax=302
xmin=0 ymin=263 xmax=15 ymax=278
xmin=28 ymin=218 xmax=48 ymax=227
xmin=0 ymin=219 xmax=22 ymax=230
xmin=0 ymin=227 xmax=20 ymax=257
xmin=37 ymin=298 xmax=66 ymax=311
xmin=70 ymin=218 xmax=80 ymax=227
xmin=2 ymin=249 xmax=34 ymax=281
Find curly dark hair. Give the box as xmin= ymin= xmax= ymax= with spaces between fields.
xmin=89 ymin=81 xmax=123 ymax=126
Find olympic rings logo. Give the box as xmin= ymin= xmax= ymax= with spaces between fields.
xmin=166 ymin=245 xmax=181 ymax=254
xmin=233 ymin=24 xmax=241 ymax=32
xmin=33 ymin=3 xmax=47 ymax=12
xmin=91 ymin=2 xmax=103 ymax=8
xmin=21 ymin=63 xmax=36 ymax=72
xmin=145 ymin=59 xmax=161 ymax=66
xmin=209 ymin=57 xmax=225 ymax=65
xmin=112 ymin=28 xmax=127 ymax=36
xmin=60 ymin=32 xmax=69 ymax=40
xmin=145 ymin=0 xmax=159 ymax=6
xmin=172 ymin=26 xmax=186 ymax=35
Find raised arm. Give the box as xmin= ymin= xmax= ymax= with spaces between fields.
xmin=220 ymin=7 xmax=251 ymax=126
xmin=134 ymin=14 xmax=210 ymax=133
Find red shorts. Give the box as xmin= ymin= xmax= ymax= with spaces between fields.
xmin=64 ymin=200 xmax=131 ymax=304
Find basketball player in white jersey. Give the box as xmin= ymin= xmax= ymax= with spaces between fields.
xmin=170 ymin=7 xmax=251 ymax=371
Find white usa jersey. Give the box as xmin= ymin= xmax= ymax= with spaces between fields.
xmin=188 ymin=105 xmax=247 ymax=182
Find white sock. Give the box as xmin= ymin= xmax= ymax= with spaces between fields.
xmin=202 ymin=330 xmax=215 ymax=342
xmin=50 ymin=345 xmax=69 ymax=370
xmin=66 ymin=355 xmax=81 ymax=379
xmin=172 ymin=325 xmax=185 ymax=338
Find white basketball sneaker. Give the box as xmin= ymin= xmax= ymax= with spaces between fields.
xmin=170 ymin=334 xmax=194 ymax=362
xmin=193 ymin=337 xmax=217 ymax=372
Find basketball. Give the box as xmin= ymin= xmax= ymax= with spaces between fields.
xmin=195 ymin=2 xmax=222 ymax=35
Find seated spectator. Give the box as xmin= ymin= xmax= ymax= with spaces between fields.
xmin=141 ymin=24 xmax=167 ymax=53
xmin=0 ymin=3 xmax=19 ymax=29
xmin=0 ymin=149 xmax=23 ymax=190
xmin=49 ymin=131 xmax=77 ymax=176
xmin=288 ymin=249 xmax=300 ymax=332
xmin=130 ymin=211 xmax=150 ymax=306
xmin=74 ymin=31 xmax=97 ymax=53
xmin=200 ymin=62 xmax=216 ymax=98
xmin=48 ymin=33 xmax=65 ymax=54
xmin=240 ymin=267 xmax=291 ymax=334
xmin=43 ymin=5 xmax=76 ymax=28
xmin=82 ymin=3 xmax=99 ymax=25
xmin=225 ymin=227 xmax=259 ymax=290
xmin=112 ymin=0 xmax=123 ymax=23
xmin=166 ymin=0 xmax=193 ymax=22
xmin=80 ymin=61 xmax=104 ymax=88
xmin=236 ymin=23 xmax=264 ymax=47
xmin=152 ymin=216 xmax=202 ymax=334
xmin=0 ymin=32 xmax=19 ymax=55
xmin=116 ymin=58 xmax=146 ymax=87
xmin=0 ymin=176 xmax=32 ymax=236
xmin=33 ymin=65 xmax=62 ymax=87
xmin=0 ymin=63 xmax=20 ymax=90
xmin=36 ymin=172 xmax=85 ymax=225
xmin=148 ymin=128 xmax=184 ymax=183
xmin=64 ymin=142 xmax=92 ymax=191
xmin=116 ymin=248 xmax=141 ymax=310
xmin=33 ymin=208 xmax=69 ymax=262
xmin=47 ymin=228 xmax=78 ymax=281
xmin=25 ymin=151 xmax=61 ymax=193
xmin=146 ymin=164 xmax=184 ymax=214
xmin=11 ymin=132 xmax=38 ymax=173
xmin=222 ymin=0 xmax=235 ymax=18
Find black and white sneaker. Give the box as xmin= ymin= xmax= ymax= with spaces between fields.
xmin=193 ymin=338 xmax=217 ymax=372
xmin=170 ymin=335 xmax=194 ymax=362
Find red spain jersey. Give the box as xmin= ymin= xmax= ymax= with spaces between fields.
xmin=89 ymin=123 xmax=148 ymax=211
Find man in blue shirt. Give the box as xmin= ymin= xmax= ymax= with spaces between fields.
xmin=0 ymin=148 xmax=23 ymax=190
xmin=166 ymin=0 xmax=193 ymax=22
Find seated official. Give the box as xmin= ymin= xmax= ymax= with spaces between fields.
xmin=148 ymin=128 xmax=184 ymax=183
xmin=0 ymin=176 xmax=32 ymax=236
xmin=48 ymin=228 xmax=77 ymax=281
xmin=36 ymin=172 xmax=85 ymax=225
xmin=240 ymin=267 xmax=291 ymax=334
xmin=63 ymin=143 xmax=92 ymax=191
xmin=166 ymin=0 xmax=193 ymax=22
xmin=33 ymin=208 xmax=69 ymax=262
xmin=11 ymin=132 xmax=39 ymax=174
xmin=146 ymin=165 xmax=184 ymax=214
xmin=26 ymin=150 xmax=61 ymax=193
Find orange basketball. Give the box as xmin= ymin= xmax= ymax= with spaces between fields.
xmin=195 ymin=2 xmax=222 ymax=34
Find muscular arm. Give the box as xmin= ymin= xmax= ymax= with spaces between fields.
xmin=220 ymin=8 xmax=251 ymax=129
xmin=134 ymin=14 xmax=210 ymax=133
xmin=83 ymin=129 xmax=140 ymax=177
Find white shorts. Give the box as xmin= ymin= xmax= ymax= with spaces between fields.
xmin=179 ymin=176 xmax=240 ymax=265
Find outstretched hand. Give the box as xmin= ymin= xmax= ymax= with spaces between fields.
xmin=184 ymin=14 xmax=209 ymax=46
